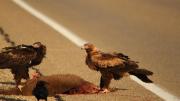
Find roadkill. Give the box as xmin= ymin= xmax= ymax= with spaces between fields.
xmin=0 ymin=74 xmax=101 ymax=96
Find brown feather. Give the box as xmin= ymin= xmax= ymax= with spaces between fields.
xmin=129 ymin=69 xmax=153 ymax=83
xmin=91 ymin=52 xmax=125 ymax=68
xmin=0 ymin=45 xmax=36 ymax=68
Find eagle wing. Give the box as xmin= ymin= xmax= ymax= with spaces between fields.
xmin=113 ymin=52 xmax=130 ymax=60
xmin=0 ymin=46 xmax=37 ymax=68
xmin=91 ymin=52 xmax=125 ymax=68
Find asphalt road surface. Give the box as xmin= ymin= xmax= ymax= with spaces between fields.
xmin=0 ymin=0 xmax=180 ymax=101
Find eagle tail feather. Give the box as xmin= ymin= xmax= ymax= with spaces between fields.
xmin=129 ymin=69 xmax=153 ymax=83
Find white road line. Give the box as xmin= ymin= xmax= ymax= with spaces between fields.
xmin=13 ymin=0 xmax=87 ymax=47
xmin=130 ymin=76 xmax=179 ymax=101
xmin=13 ymin=0 xmax=180 ymax=101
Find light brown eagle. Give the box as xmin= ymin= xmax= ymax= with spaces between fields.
xmin=82 ymin=43 xmax=153 ymax=93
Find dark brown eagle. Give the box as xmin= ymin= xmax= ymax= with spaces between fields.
xmin=0 ymin=42 xmax=46 ymax=86
xmin=82 ymin=43 xmax=153 ymax=93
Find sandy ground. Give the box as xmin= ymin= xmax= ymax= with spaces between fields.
xmin=0 ymin=0 xmax=179 ymax=100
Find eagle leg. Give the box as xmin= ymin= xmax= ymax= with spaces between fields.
xmin=99 ymin=73 xmax=113 ymax=93
xmin=11 ymin=67 xmax=30 ymax=86
xmin=23 ymin=68 xmax=30 ymax=80
xmin=14 ymin=75 xmax=21 ymax=87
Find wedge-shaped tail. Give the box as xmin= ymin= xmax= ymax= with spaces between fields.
xmin=129 ymin=69 xmax=153 ymax=83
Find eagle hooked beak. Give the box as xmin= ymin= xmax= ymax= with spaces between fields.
xmin=33 ymin=44 xmax=40 ymax=48
xmin=32 ymin=42 xmax=42 ymax=48
xmin=81 ymin=45 xmax=85 ymax=50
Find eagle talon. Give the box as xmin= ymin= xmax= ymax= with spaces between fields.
xmin=99 ymin=88 xmax=110 ymax=93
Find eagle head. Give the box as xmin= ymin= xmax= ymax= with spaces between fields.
xmin=33 ymin=42 xmax=46 ymax=57
xmin=82 ymin=43 xmax=98 ymax=53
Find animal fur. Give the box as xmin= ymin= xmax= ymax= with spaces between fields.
xmin=0 ymin=74 xmax=99 ymax=96
xmin=82 ymin=43 xmax=153 ymax=91
xmin=0 ymin=42 xmax=46 ymax=86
